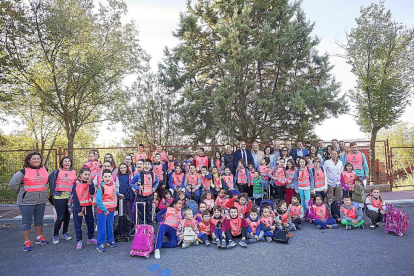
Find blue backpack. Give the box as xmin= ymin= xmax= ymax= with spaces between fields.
xmin=185 ymin=200 xmax=199 ymax=216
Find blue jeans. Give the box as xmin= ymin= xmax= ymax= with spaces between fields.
xmin=156 ymin=224 xmax=178 ymax=249
xmin=185 ymin=189 xmax=201 ymax=202
xmin=214 ymin=228 xmax=224 ymax=240
xmin=97 ymin=211 xmax=115 ymax=246
xmin=198 ymin=233 xmax=211 ymax=242
xmin=314 ymin=219 xmax=336 ymax=229
xmin=298 ymin=189 xmax=311 ymax=210
xmin=73 ymin=205 xmax=94 ymax=242
xmin=262 ymin=230 xmax=275 ymax=238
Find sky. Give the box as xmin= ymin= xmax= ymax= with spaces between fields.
xmin=2 ymin=0 xmax=414 ymax=145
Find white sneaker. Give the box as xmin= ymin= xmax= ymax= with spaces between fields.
xmin=154 ymin=249 xmax=160 ymax=259
xmin=182 ymin=242 xmax=190 ymax=249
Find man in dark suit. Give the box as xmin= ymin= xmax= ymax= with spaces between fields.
xmin=233 ymin=141 xmax=254 ymax=168
xmin=291 ymin=141 xmax=309 ymax=162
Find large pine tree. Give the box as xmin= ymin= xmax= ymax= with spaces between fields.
xmin=160 ymin=0 xmax=346 ymax=143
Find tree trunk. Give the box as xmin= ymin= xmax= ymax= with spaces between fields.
xmin=67 ymin=131 xmax=75 ymax=161
xmin=370 ymin=126 xmax=380 ymax=184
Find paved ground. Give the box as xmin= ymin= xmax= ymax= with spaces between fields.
xmin=1 ymin=202 xmax=414 ymax=276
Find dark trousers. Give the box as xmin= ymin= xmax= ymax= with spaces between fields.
xmin=275 ymin=186 xmax=286 ymax=201
xmin=73 ymin=205 xmax=94 ymax=242
xmin=238 ymin=184 xmax=247 ymax=193
xmin=225 ymin=228 xmax=248 ymax=242
xmin=53 ymin=198 xmax=70 ymax=236
xmin=293 ymin=218 xmax=302 ymax=225
xmin=366 ymin=210 xmax=384 ymax=225
xmin=135 ymin=194 xmax=153 ymax=224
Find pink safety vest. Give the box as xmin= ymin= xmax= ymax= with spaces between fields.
xmin=342 ymin=171 xmax=356 ymax=189
xmin=201 ymin=175 xmax=211 ymax=190
xmin=198 ymin=220 xmax=211 ymax=234
xmin=153 ymin=164 xmax=164 ymax=181
xmin=186 ymin=173 xmax=198 ymax=188
xmin=75 ymin=181 xmax=92 ymax=206
xmin=279 ymin=211 xmax=290 ymax=224
xmin=346 ymin=152 xmax=363 ymax=170
xmin=246 ymin=218 xmax=260 ymax=234
xmin=55 ymin=169 xmax=77 ymax=192
xmin=237 ymin=168 xmax=247 ymax=184
xmin=297 ymin=168 xmax=311 ymax=188
xmin=274 ymin=166 xmax=287 ymax=186
xmin=164 ymin=207 xmax=181 ymax=229
xmin=134 ymin=152 xmax=147 ymax=163
xmin=289 ymin=204 xmax=301 ymax=216
xmin=313 ymin=168 xmax=325 ymax=189
xmin=312 ymin=204 xmax=327 ymax=220
xmin=286 ymin=169 xmax=295 ymax=184
xmin=142 ymin=173 xmax=154 ymax=196
xmin=368 ymin=196 xmax=384 ymax=210
xmin=172 ymin=172 xmax=184 ymax=188
xmin=340 ymin=205 xmax=357 ymax=219
xmin=23 ymin=167 xmax=49 ymax=192
xmin=214 ymin=159 xmax=222 ymax=170
xmin=84 ymin=161 xmax=101 ymax=180
xmin=222 ymin=174 xmax=234 ymax=190
xmin=229 ymin=217 xmax=242 ymax=236
xmin=196 ymin=156 xmax=208 ymax=171
xmin=235 ymin=201 xmax=246 ymax=218
xmin=102 ymin=183 xmax=117 ymax=209
xmin=167 ymin=160 xmax=175 ymax=172
xmin=260 ymin=216 xmax=273 ymax=228
xmin=259 ymin=165 xmax=270 ymax=180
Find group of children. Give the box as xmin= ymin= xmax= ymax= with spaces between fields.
xmin=51 ymin=146 xmax=387 ymax=256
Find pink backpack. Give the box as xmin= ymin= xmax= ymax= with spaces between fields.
xmin=383 ymin=203 xmax=409 ymax=237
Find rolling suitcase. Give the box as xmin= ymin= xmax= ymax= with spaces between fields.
xmin=383 ymin=202 xmax=409 ymax=237
xmin=114 ymin=198 xmax=131 ymax=242
xmin=130 ymin=202 xmax=154 ymax=258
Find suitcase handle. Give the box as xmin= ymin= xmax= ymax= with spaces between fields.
xmin=135 ymin=201 xmax=146 ymax=225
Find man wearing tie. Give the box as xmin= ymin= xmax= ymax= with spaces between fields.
xmin=233 ymin=141 xmax=254 ymax=168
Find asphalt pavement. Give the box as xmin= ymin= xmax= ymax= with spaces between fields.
xmin=1 ymin=203 xmax=414 ymax=276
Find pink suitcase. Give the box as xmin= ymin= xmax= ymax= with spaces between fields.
xmin=130 ymin=202 xmax=154 ymax=258
xmin=383 ymin=202 xmax=409 ymax=237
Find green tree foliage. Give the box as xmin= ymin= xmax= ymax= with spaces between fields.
xmin=160 ymin=0 xmax=346 ymax=143
xmin=342 ymin=1 xmax=414 ymax=180
xmin=0 ymin=0 xmax=149 ymax=159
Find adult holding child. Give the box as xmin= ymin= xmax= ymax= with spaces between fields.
xmin=9 ymin=152 xmax=50 ymax=251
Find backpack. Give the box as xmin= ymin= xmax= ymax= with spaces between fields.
xmin=383 ymin=203 xmax=409 ymax=237
xmin=185 ymin=200 xmax=199 ymax=216
xmin=183 ymin=226 xmax=196 ymax=243
xmin=274 ymin=228 xmax=289 ymax=244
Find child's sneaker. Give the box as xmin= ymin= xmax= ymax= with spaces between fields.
xmin=287 ymin=233 xmax=293 ymax=238
xmin=239 ymin=240 xmax=247 ymax=248
xmin=216 ymin=239 xmax=221 ymax=248
xmin=248 ymin=238 xmax=255 ymax=244
xmin=259 ymin=237 xmax=265 ymax=242
xmin=345 ymin=225 xmax=350 ymax=230
xmin=52 ymin=235 xmax=60 ymax=244
xmin=87 ymin=238 xmax=97 ymax=244
xmin=194 ymin=240 xmax=199 ymax=246
xmin=265 ymin=237 xmax=273 ymax=243
xmin=227 ymin=240 xmax=236 ymax=248
xmin=107 ymin=241 xmax=118 ymax=248
xmin=359 ymin=224 xmax=365 ymax=229
xmin=330 ymin=224 xmax=338 ymax=229
xmin=212 ymin=238 xmax=217 ymax=244
xmin=154 ymin=249 xmax=161 ymax=259
xmin=370 ymin=225 xmax=376 ymax=230
xmin=182 ymin=242 xmax=190 ymax=249
xmin=35 ymin=235 xmax=49 ymax=245
xmin=316 ymin=225 xmax=322 ymax=229
xmin=221 ymin=239 xmax=226 ymax=248
xmin=375 ymin=223 xmax=380 ymax=228
xmin=96 ymin=244 xmax=106 ymax=252
xmin=76 ymin=241 xmax=83 ymax=250
xmin=62 ymin=233 xmax=72 ymax=240
xmin=205 ymin=240 xmax=210 ymax=246
xmin=23 ymin=240 xmax=32 ymax=252
xmin=296 ymin=224 xmax=302 ymax=230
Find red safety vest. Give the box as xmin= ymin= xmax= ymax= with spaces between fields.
xmin=307 ymin=164 xmax=314 ymax=170
xmin=229 ymin=217 xmax=242 ymax=236
xmin=368 ymin=196 xmax=384 ymax=210
xmin=346 ymin=152 xmax=363 ymax=170
xmin=312 ymin=204 xmax=327 ymax=220
xmin=214 ymin=159 xmax=222 ymax=170
xmin=182 ymin=218 xmax=196 ymax=229
xmin=222 ymin=174 xmax=234 ymax=189
xmin=172 ymin=172 xmax=184 ymax=188
xmin=134 ymin=152 xmax=147 ymax=163
xmin=340 ymin=205 xmax=357 ymax=219
xmin=297 ymin=168 xmax=311 ymax=188
xmin=196 ymin=155 xmax=208 ymax=171
xmin=260 ymin=216 xmax=273 ymax=228
xmin=201 ymin=175 xmax=211 ymax=190
xmin=211 ymin=217 xmax=224 ymax=226
xmin=286 ymin=169 xmax=295 ymax=184
xmin=279 ymin=211 xmax=290 ymax=224
xmin=234 ymin=201 xmax=247 ymax=218
xmin=23 ymin=167 xmax=49 ymax=192
xmin=167 ymin=160 xmax=175 ymax=171
xmin=102 ymin=183 xmax=117 ymax=209
xmin=246 ymin=218 xmax=260 ymax=234
xmin=55 ymin=169 xmax=77 ymax=192
xmin=259 ymin=165 xmax=270 ymax=180
xmin=152 ymin=164 xmax=164 ymax=181
xmin=216 ymin=196 xmax=228 ymax=209
xmin=237 ymin=168 xmax=247 ymax=184
xmin=342 ymin=171 xmax=356 ymax=189
xmin=211 ymin=175 xmax=221 ymax=189
xmin=186 ymin=173 xmax=199 ymax=188
xmin=164 ymin=207 xmax=181 ymax=229
xmin=75 ymin=181 xmax=92 ymax=206
xmin=198 ymin=220 xmax=211 ymax=234
xmin=274 ymin=166 xmax=287 ymax=186
xmin=314 ymin=168 xmax=325 ymax=189
xmin=142 ymin=173 xmax=154 ymax=196
xmin=84 ymin=161 xmax=101 ymax=180
xmin=289 ymin=204 xmax=301 ymax=216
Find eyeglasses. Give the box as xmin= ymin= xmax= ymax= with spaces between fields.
xmin=30 ymin=158 xmax=41 ymax=161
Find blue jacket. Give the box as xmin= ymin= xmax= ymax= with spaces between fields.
xmin=96 ymin=184 xmax=120 ymax=214
xmin=290 ymin=148 xmax=309 ymax=161
xmin=293 ymin=167 xmax=315 ymax=191
xmin=71 ymin=180 xmax=95 ymax=214
xmin=117 ymin=174 xmax=133 ymax=202
xmin=130 ymin=171 xmax=160 ymax=195
xmin=233 ymin=149 xmax=254 ymax=168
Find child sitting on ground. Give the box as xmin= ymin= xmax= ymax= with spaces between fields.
xmin=203 ymin=191 xmax=215 ymax=213
xmin=352 ymin=177 xmax=364 ymax=213
xmin=210 ymin=205 xmax=225 ymax=248
xmin=194 ymin=202 xmax=208 ymax=223
xmin=275 ymin=200 xmax=295 ymax=234
xmin=259 ymin=206 xmax=276 ymax=242
xmin=287 ymin=194 xmax=304 ymax=230
xmin=246 ymin=208 xmax=263 ymax=243
xmin=365 ymin=188 xmax=387 ymax=230
xmin=197 ymin=210 xmax=212 ymax=246
xmin=177 ymin=208 xmax=199 ymax=248
xmin=215 ymin=189 xmax=230 ymax=217
xmin=222 ymin=207 xmax=249 ymax=248
xmin=310 ymin=194 xmax=338 ymax=230
xmin=177 ymin=191 xmax=186 ymax=207
xmin=158 ymin=190 xmax=173 ymax=211
xmin=340 ymin=195 xmax=365 ymax=230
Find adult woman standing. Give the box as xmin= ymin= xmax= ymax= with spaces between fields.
xmin=49 ymin=156 xmax=77 ymax=244
xmin=8 ymin=152 xmax=50 ymax=251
